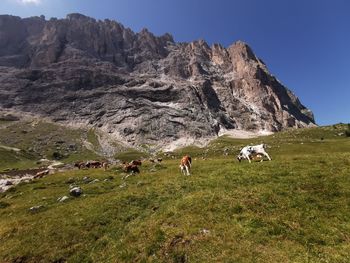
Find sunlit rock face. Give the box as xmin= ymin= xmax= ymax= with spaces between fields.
xmin=0 ymin=13 xmax=315 ymax=147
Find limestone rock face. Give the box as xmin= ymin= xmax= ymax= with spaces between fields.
xmin=0 ymin=14 xmax=315 ymax=148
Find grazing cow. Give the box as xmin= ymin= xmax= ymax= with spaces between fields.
xmin=102 ymin=162 xmax=109 ymax=171
xmin=127 ymin=164 xmax=140 ymax=174
xmin=179 ymin=155 xmax=192 ymax=176
xmin=74 ymin=161 xmax=86 ymax=169
xmin=121 ymin=164 xmax=140 ymax=179
xmin=237 ymin=144 xmax=271 ymax=163
xmin=122 ymin=163 xmax=140 ymax=174
xmin=86 ymin=161 xmax=102 ymax=168
xmin=130 ymin=160 xmax=142 ymax=166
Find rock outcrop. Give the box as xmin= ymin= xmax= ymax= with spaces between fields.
xmin=0 ymin=14 xmax=315 ymax=148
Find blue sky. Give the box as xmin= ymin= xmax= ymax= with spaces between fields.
xmin=1 ymin=0 xmax=349 ymax=125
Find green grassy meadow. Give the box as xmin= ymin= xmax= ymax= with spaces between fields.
xmin=0 ymin=119 xmax=104 ymax=170
xmin=0 ymin=124 xmax=350 ymax=262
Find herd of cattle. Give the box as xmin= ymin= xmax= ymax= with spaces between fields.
xmin=0 ymin=144 xmax=271 ymax=193
xmin=72 ymin=144 xmax=271 ymax=176
xmin=74 ymin=160 xmax=109 ymax=170
xmin=73 ymin=158 xmax=164 ymax=174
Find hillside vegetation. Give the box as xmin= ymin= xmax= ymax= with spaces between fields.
xmin=0 ymin=118 xmax=122 ymax=170
xmin=0 ymin=124 xmax=350 ymax=262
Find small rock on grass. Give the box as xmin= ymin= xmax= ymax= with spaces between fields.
xmin=103 ymin=176 xmax=114 ymax=182
xmin=69 ymin=184 xmax=77 ymax=189
xmin=82 ymin=176 xmax=93 ymax=183
xmin=200 ymin=229 xmax=210 ymax=235
xmin=136 ymin=181 xmax=144 ymax=186
xmin=5 ymin=180 xmax=13 ymax=186
xmin=29 ymin=205 xmax=44 ymax=212
xmin=89 ymin=179 xmax=100 ymax=184
xmin=57 ymin=196 xmax=69 ymax=202
xmin=69 ymin=187 xmax=82 ymax=197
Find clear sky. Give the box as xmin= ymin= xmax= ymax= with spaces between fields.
xmin=1 ymin=0 xmax=349 ymax=125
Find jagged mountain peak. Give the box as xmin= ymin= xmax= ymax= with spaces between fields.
xmin=0 ymin=13 xmax=315 ymax=150
xmin=228 ymin=40 xmax=259 ymax=62
xmin=66 ymin=13 xmax=95 ymax=21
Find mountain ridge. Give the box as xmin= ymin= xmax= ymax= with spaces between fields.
xmin=0 ymin=13 xmax=315 ymax=149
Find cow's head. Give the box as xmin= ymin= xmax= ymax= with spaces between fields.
xmin=237 ymin=154 xmax=242 ymax=162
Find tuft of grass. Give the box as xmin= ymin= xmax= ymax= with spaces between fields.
xmin=87 ymin=128 xmax=100 ymax=149
xmin=0 ymin=201 xmax=10 ymax=209
xmin=0 ymin=147 xmax=37 ymax=170
xmin=115 ymin=149 xmax=148 ymax=162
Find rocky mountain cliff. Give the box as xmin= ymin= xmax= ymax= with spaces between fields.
xmin=0 ymin=13 xmax=315 ymax=149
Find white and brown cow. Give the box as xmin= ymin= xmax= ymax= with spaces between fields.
xmin=237 ymin=144 xmax=271 ymax=163
xmin=179 ymin=155 xmax=192 ymax=175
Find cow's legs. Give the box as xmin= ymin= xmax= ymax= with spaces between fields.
xmin=245 ymin=154 xmax=251 ymax=163
xmin=185 ymin=165 xmax=190 ymax=176
xmin=180 ymin=165 xmax=185 ymax=175
xmin=262 ymin=151 xmax=272 ymax=161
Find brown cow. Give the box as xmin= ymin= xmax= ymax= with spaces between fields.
xmin=86 ymin=161 xmax=102 ymax=168
xmin=125 ymin=164 xmax=140 ymax=174
xmin=130 ymin=160 xmax=142 ymax=166
xmin=74 ymin=162 xmax=86 ymax=169
xmin=179 ymin=155 xmax=192 ymax=176
xmin=121 ymin=163 xmax=140 ymax=180
xmin=121 ymin=160 xmax=141 ymax=174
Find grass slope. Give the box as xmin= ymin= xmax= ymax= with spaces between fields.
xmin=0 ymin=125 xmax=350 ymax=262
xmin=0 ymin=119 xmax=146 ymax=170
xmin=0 ymin=147 xmax=37 ymax=170
xmin=0 ymin=120 xmax=102 ymax=170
